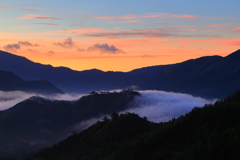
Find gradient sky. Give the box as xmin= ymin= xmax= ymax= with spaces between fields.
xmin=1 ymin=0 xmax=240 ymax=71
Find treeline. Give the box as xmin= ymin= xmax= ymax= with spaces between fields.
xmin=28 ymin=90 xmax=240 ymax=160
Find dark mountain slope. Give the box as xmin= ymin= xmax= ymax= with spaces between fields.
xmin=0 ymin=90 xmax=140 ymax=159
xmin=0 ymin=51 xmax=175 ymax=93
xmin=0 ymin=51 xmax=103 ymax=93
xmin=29 ymin=90 xmax=240 ymax=160
xmin=144 ymin=50 xmax=240 ymax=99
xmin=0 ymin=70 xmax=63 ymax=94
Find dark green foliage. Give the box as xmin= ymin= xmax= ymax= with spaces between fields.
xmin=28 ymin=112 xmax=157 ymax=160
xmin=29 ymin=90 xmax=240 ymax=160
xmin=0 ymin=90 xmax=139 ymax=160
xmin=0 ymin=158 xmax=14 ymax=160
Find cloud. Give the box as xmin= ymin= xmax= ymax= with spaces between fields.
xmin=92 ymin=13 xmax=197 ymax=20
xmin=72 ymin=116 xmax=107 ymax=132
xmin=208 ymin=23 xmax=236 ymax=27
xmin=92 ymin=15 xmax=133 ymax=19
xmin=3 ymin=44 xmax=21 ymax=52
xmin=142 ymin=54 xmax=153 ymax=58
xmin=54 ymin=37 xmax=76 ymax=49
xmin=33 ymin=23 xmax=58 ymax=25
xmin=47 ymin=51 xmax=55 ymax=56
xmin=0 ymin=6 xmax=12 ymax=9
xmin=122 ymin=90 xmax=216 ymax=123
xmin=77 ymin=48 xmax=85 ymax=52
xmin=109 ymin=20 xmax=143 ymax=24
xmin=19 ymin=14 xmax=60 ymax=20
xmin=145 ymin=13 xmax=197 ymax=18
xmin=26 ymin=49 xmax=38 ymax=53
xmin=3 ymin=41 xmax=40 ymax=52
xmin=62 ymin=28 xmax=107 ymax=34
xmin=212 ymin=39 xmax=240 ymax=46
xmin=0 ymin=91 xmax=85 ymax=110
xmin=21 ymin=9 xmax=36 ymax=11
xmin=80 ymin=28 xmax=178 ymax=38
xmin=87 ymin=43 xmax=125 ymax=54
xmin=234 ymin=27 xmax=240 ymax=32
xmin=18 ymin=41 xmax=39 ymax=46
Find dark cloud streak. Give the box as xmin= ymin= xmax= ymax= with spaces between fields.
xmin=87 ymin=43 xmax=125 ymax=54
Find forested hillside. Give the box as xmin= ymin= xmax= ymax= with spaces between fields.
xmin=29 ymin=90 xmax=240 ymax=160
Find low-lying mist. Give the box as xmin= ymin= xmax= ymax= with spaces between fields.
xmin=122 ymin=90 xmax=216 ymax=123
xmin=0 ymin=90 xmax=216 ymax=126
xmin=0 ymin=91 xmax=85 ymax=110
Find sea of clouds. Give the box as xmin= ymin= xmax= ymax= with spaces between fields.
xmin=0 ymin=90 xmax=216 ymax=127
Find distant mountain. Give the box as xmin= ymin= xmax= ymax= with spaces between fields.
xmin=0 ymin=50 xmax=175 ymax=93
xmin=0 ymin=90 xmax=140 ymax=160
xmin=143 ymin=49 xmax=240 ymax=99
xmin=1 ymin=49 xmax=240 ymax=98
xmin=28 ymin=90 xmax=240 ymax=160
xmin=0 ymin=70 xmax=63 ymax=94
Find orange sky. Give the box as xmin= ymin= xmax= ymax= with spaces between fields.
xmin=1 ymin=1 xmax=240 ymax=71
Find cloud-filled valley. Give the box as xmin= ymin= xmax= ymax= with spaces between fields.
xmin=0 ymin=90 xmax=216 ymax=124
xmin=0 ymin=91 xmax=85 ymax=110
xmin=123 ymin=90 xmax=216 ymax=122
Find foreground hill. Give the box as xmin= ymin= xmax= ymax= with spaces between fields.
xmin=0 ymin=70 xmax=63 ymax=94
xmin=0 ymin=50 xmax=175 ymax=93
xmin=0 ymin=90 xmax=140 ymax=160
xmin=28 ymin=90 xmax=240 ymax=160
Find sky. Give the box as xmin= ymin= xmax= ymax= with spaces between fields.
xmin=0 ymin=0 xmax=240 ymax=72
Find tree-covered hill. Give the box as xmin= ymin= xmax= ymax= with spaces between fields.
xmin=29 ymin=90 xmax=240 ymax=160
xmin=0 ymin=90 xmax=140 ymax=160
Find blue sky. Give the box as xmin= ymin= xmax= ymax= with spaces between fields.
xmin=0 ymin=0 xmax=240 ymax=71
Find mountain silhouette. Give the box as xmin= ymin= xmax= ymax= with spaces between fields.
xmin=143 ymin=49 xmax=240 ymax=98
xmin=1 ymin=50 xmax=240 ymax=98
xmin=0 ymin=50 xmax=175 ymax=93
xmin=0 ymin=70 xmax=63 ymax=94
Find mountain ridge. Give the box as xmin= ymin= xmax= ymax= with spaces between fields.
xmin=0 ymin=70 xmax=63 ymax=94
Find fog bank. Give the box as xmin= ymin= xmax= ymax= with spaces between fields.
xmin=122 ymin=90 xmax=216 ymax=123
xmin=0 ymin=91 xmax=85 ymax=110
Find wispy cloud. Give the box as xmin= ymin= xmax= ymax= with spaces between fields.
xmin=77 ymin=48 xmax=85 ymax=52
xmin=142 ymin=54 xmax=153 ymax=58
xmin=3 ymin=41 xmax=40 ymax=52
xmin=3 ymin=44 xmax=20 ymax=52
xmin=18 ymin=41 xmax=40 ymax=46
xmin=0 ymin=6 xmax=12 ymax=9
xmin=62 ymin=28 xmax=107 ymax=34
xmin=21 ymin=9 xmax=36 ymax=11
xmin=92 ymin=13 xmax=198 ymax=20
xmin=19 ymin=14 xmax=60 ymax=20
xmin=54 ymin=37 xmax=76 ymax=49
xmin=234 ymin=27 xmax=240 ymax=32
xmin=80 ymin=28 xmax=178 ymax=38
xmin=87 ymin=43 xmax=125 ymax=54
xmin=145 ymin=13 xmax=198 ymax=18
xmin=47 ymin=51 xmax=55 ymax=56
xmin=109 ymin=20 xmax=143 ymax=24
xmin=33 ymin=23 xmax=58 ymax=25
xmin=212 ymin=39 xmax=240 ymax=46
xmin=208 ymin=23 xmax=236 ymax=27
xmin=0 ymin=91 xmax=85 ymax=110
xmin=92 ymin=15 xmax=133 ymax=19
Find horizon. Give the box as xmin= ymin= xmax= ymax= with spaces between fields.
xmin=1 ymin=49 xmax=239 ymax=73
xmin=1 ymin=0 xmax=240 ymax=71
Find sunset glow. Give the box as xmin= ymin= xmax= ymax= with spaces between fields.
xmin=0 ymin=0 xmax=239 ymax=71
